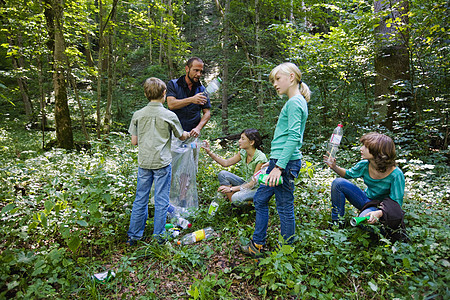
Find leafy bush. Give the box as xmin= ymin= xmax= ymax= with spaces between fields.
xmin=0 ymin=118 xmax=449 ymax=299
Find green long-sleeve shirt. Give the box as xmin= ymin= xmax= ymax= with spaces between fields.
xmin=270 ymin=94 xmax=308 ymax=169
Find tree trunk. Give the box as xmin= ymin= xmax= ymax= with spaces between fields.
xmin=159 ymin=4 xmax=164 ymax=65
xmin=100 ymin=0 xmax=119 ymax=134
xmin=36 ymin=55 xmax=48 ymax=149
xmin=255 ymin=0 xmax=264 ymax=119
xmin=221 ymin=0 xmax=230 ymax=136
xmin=9 ymin=34 xmax=33 ymax=119
xmin=374 ymin=0 xmax=411 ymax=129
xmin=148 ymin=5 xmax=152 ymax=63
xmin=96 ymin=0 xmax=104 ymax=139
xmin=68 ymin=67 xmax=90 ymax=141
xmin=46 ymin=0 xmax=73 ymax=149
xmin=167 ymin=0 xmax=175 ymax=78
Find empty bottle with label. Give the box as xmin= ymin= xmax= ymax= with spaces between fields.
xmin=208 ymin=192 xmax=223 ymax=216
xmin=177 ymin=227 xmax=214 ymax=245
xmin=203 ymin=77 xmax=222 ymax=96
xmin=326 ymin=124 xmax=344 ymax=162
xmin=208 ymin=200 xmax=219 ymax=216
xmin=253 ymin=166 xmax=268 ymax=181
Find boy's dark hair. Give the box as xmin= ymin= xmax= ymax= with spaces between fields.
xmin=241 ymin=128 xmax=263 ymax=150
xmin=143 ymin=77 xmax=166 ymax=101
xmin=186 ymin=57 xmax=204 ymax=68
xmin=360 ymin=132 xmax=396 ymax=173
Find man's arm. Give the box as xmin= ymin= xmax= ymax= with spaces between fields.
xmin=167 ymin=93 xmax=207 ymax=110
xmin=190 ymin=108 xmax=211 ymax=137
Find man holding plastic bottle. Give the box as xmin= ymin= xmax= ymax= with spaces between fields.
xmin=167 ymin=57 xmax=211 ymax=137
xmin=166 ymin=57 xmax=211 ymax=210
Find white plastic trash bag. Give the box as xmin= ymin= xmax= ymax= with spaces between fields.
xmin=169 ymin=136 xmax=199 ymax=212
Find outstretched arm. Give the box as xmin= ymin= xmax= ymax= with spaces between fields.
xmin=324 ymin=155 xmax=346 ymax=177
xmin=201 ymin=140 xmax=241 ymax=167
xmin=190 ymin=108 xmax=211 ymax=137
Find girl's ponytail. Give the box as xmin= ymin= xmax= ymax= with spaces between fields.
xmin=299 ymin=82 xmax=311 ymax=102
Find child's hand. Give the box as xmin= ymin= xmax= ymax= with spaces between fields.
xmin=364 ymin=210 xmax=383 ymax=224
xmin=201 ymin=140 xmax=210 ymax=152
xmin=267 ymin=167 xmax=282 ymax=187
xmin=323 ymin=155 xmax=336 ymax=168
xmin=217 ymin=185 xmax=231 ymax=193
xmin=180 ymin=131 xmax=190 ymax=141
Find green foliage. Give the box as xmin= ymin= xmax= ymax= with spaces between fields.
xmin=0 ymin=117 xmax=449 ymax=298
xmin=0 ymin=0 xmax=449 ymax=298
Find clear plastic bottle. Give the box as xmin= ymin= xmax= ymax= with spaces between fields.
xmin=177 ymin=227 xmax=214 ymax=245
xmin=326 ymin=124 xmax=344 ymax=162
xmin=203 ymin=77 xmax=222 ymax=96
xmin=92 ymin=270 xmax=116 ymax=283
xmin=176 ymin=216 xmax=192 ymax=229
xmin=253 ymin=166 xmax=268 ymax=181
xmin=167 ymin=204 xmax=192 ymax=229
xmin=208 ymin=192 xmax=222 ymax=216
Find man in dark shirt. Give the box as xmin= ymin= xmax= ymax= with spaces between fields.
xmin=166 ymin=57 xmax=211 ymax=209
xmin=167 ymin=57 xmax=211 ymax=137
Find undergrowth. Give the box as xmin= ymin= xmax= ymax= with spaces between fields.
xmin=0 ymin=124 xmax=449 ymax=299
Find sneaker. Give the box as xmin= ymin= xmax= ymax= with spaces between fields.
xmin=240 ymin=240 xmax=264 ymax=258
xmin=155 ymin=236 xmax=168 ymax=245
xmin=126 ymin=237 xmax=138 ymax=246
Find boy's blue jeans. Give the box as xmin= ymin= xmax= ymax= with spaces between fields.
xmin=127 ymin=165 xmax=171 ymax=241
xmin=252 ymin=159 xmax=301 ymax=245
xmin=331 ymin=178 xmax=377 ymax=221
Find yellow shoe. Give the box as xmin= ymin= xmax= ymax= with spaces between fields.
xmin=240 ymin=240 xmax=263 ymax=258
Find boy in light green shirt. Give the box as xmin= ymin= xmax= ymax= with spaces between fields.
xmin=127 ymin=77 xmax=189 ymax=245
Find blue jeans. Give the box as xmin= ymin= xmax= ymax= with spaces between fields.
xmin=127 ymin=165 xmax=172 ymax=240
xmin=331 ymin=178 xmax=377 ymax=221
xmin=252 ymin=159 xmax=301 ymax=245
xmin=218 ymin=170 xmax=256 ymax=205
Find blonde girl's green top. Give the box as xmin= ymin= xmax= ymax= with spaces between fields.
xmin=270 ymin=94 xmax=308 ymax=169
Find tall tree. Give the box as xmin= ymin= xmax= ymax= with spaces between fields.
xmin=44 ymin=0 xmax=73 ymax=149
xmin=9 ymin=33 xmax=33 ymax=119
xmin=103 ymin=0 xmax=118 ymax=134
xmin=96 ymin=0 xmax=104 ymax=139
xmin=221 ymin=0 xmax=231 ymax=135
xmin=374 ymin=0 xmax=410 ymax=129
xmin=255 ymin=0 xmax=264 ymax=119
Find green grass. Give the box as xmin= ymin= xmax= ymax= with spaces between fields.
xmin=0 ymin=120 xmax=449 ymax=299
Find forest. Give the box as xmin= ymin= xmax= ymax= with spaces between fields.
xmin=0 ymin=0 xmax=448 ymax=298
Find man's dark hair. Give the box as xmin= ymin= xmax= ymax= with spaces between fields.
xmin=186 ymin=57 xmax=204 ymax=68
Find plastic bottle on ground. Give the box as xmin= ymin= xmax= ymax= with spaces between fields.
xmin=167 ymin=204 xmax=192 ymax=229
xmin=208 ymin=200 xmax=219 ymax=216
xmin=208 ymin=192 xmax=223 ymax=216
xmin=177 ymin=227 xmax=214 ymax=245
xmin=326 ymin=124 xmax=344 ymax=162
